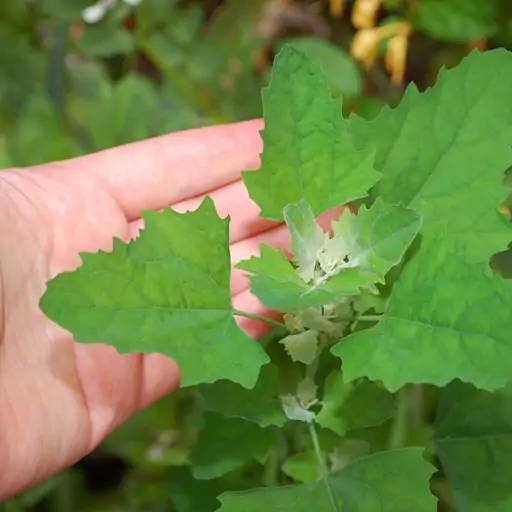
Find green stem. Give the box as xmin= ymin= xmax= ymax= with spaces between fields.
xmin=262 ymin=448 xmax=281 ymax=487
xmin=358 ymin=315 xmax=383 ymax=322
xmin=388 ymin=386 xmax=410 ymax=450
xmin=308 ymin=421 xmax=337 ymax=511
xmin=233 ymin=310 xmax=285 ymax=329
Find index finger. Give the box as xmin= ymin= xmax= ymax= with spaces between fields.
xmin=51 ymin=119 xmax=264 ymax=221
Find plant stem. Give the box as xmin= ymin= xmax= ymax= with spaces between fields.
xmin=358 ymin=315 xmax=382 ymax=322
xmin=308 ymin=421 xmax=337 ymax=511
xmin=233 ymin=310 xmax=285 ymax=329
xmin=388 ymin=386 xmax=410 ymax=450
xmin=262 ymin=448 xmax=281 ymax=487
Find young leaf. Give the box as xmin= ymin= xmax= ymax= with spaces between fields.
xmin=281 ymin=395 xmax=316 ymax=423
xmin=218 ymin=448 xmax=437 ymax=511
xmin=284 ymin=199 xmax=328 ymax=283
xmin=316 ymin=371 xmax=395 ymax=436
xmin=279 ymin=330 xmax=319 ymax=365
xmin=321 ymin=198 xmax=422 ymax=282
xmin=238 ymin=245 xmax=375 ymax=310
xmin=190 ymin=413 xmax=280 ymax=480
xmin=243 ymin=44 xmax=379 ymax=221
xmin=196 ymin=364 xmax=287 ymax=427
xmin=238 ymin=200 xmax=421 ymax=311
xmin=40 ymin=197 xmax=269 ymax=388
xmin=433 ymin=380 xmax=512 ymax=511
xmin=335 ymin=49 xmax=512 ymax=391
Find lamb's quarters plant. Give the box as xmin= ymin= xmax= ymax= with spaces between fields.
xmin=40 ymin=44 xmax=512 ymax=511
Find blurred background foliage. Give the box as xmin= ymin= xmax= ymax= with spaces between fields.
xmin=2 ymin=0 xmax=512 ymax=510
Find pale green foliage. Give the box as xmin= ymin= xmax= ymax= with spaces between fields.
xmin=279 ymin=330 xmax=319 ymax=365
xmin=284 ymin=199 xmax=328 ymax=283
xmin=238 ymin=199 xmax=421 ymax=311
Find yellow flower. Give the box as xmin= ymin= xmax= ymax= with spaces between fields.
xmin=385 ymin=33 xmax=409 ymax=85
xmin=351 ymin=0 xmax=381 ymax=29
xmin=351 ymin=21 xmax=411 ymax=84
xmin=330 ymin=0 xmax=346 ymax=18
xmin=350 ymin=28 xmax=381 ymax=69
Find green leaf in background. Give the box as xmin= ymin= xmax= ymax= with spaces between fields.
xmin=0 ymin=138 xmax=11 ymax=169
xmin=40 ymin=0 xmax=91 ymax=19
xmin=337 ymin=49 xmax=512 ymax=391
xmin=0 ymin=25 xmax=42 ymax=126
xmin=316 ymin=371 xmax=395 ymax=436
xmin=190 ymin=413 xmax=280 ymax=480
xmin=243 ymin=44 xmax=379 ymax=221
xmin=40 ymin=197 xmax=269 ymax=388
xmin=238 ymin=199 xmax=421 ymax=311
xmin=76 ymin=23 xmax=135 ymax=57
xmin=434 ymin=380 xmax=512 ymax=511
xmin=76 ymin=74 xmax=169 ymax=151
xmin=166 ymin=467 xmax=225 ymax=512
xmin=196 ymin=364 xmax=287 ymax=427
xmin=281 ymin=37 xmax=363 ymax=102
xmin=218 ymin=448 xmax=437 ymax=511
xmin=410 ymin=0 xmax=498 ymax=42
xmin=6 ymin=95 xmax=83 ymax=166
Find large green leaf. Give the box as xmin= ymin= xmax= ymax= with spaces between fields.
xmin=238 ymin=199 xmax=421 ymax=311
xmin=218 ymin=448 xmax=437 ymax=511
xmin=434 ymin=380 xmax=512 ymax=511
xmin=334 ymin=49 xmax=512 ymax=391
xmin=243 ymin=45 xmax=379 ymax=221
xmin=40 ymin=197 xmax=269 ymax=388
xmin=410 ymin=0 xmax=498 ymax=42
xmin=190 ymin=413 xmax=280 ymax=480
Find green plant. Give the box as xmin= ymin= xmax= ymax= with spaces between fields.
xmin=38 ymin=41 xmax=512 ymax=511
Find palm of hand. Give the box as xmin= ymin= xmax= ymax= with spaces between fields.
xmin=0 ymin=121 xmax=287 ymax=498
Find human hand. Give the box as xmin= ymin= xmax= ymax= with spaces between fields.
xmin=0 ymin=120 xmax=296 ymax=499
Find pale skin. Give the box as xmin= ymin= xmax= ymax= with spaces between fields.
xmin=0 ymin=120 xmax=340 ymax=500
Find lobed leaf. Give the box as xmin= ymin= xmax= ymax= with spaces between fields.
xmin=243 ymin=44 xmax=379 ymax=221
xmin=334 ymin=49 xmax=512 ymax=391
xmin=218 ymin=448 xmax=437 ymax=511
xmin=40 ymin=197 xmax=269 ymax=388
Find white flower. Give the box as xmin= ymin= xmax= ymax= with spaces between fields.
xmin=82 ymin=0 xmax=143 ymax=24
xmin=82 ymin=0 xmax=116 ymax=23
